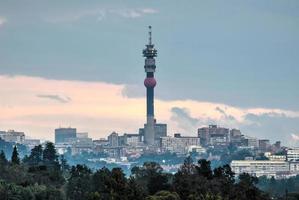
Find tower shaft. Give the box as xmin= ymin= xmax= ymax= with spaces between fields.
xmin=143 ymin=26 xmax=157 ymax=145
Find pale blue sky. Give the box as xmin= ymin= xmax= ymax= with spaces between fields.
xmin=0 ymin=0 xmax=299 ymax=143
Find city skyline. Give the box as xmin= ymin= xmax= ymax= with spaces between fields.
xmin=0 ymin=1 xmax=299 ymax=145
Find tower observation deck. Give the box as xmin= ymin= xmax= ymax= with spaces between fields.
xmin=143 ymin=26 xmax=157 ymax=145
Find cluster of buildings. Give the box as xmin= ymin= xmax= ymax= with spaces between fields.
xmin=198 ymin=125 xmax=281 ymax=153
xmin=0 ymin=130 xmax=40 ymax=149
xmin=1 ymin=27 xmax=299 ymax=180
xmin=231 ymin=148 xmax=299 ymax=179
xmin=54 ymin=127 xmax=93 ymax=155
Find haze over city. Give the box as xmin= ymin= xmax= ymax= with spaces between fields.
xmin=0 ymin=0 xmax=298 ymax=145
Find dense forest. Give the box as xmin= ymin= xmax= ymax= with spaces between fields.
xmin=0 ymin=143 xmax=298 ymax=200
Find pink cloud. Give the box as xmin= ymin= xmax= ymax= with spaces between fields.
xmin=0 ymin=75 xmax=297 ymax=142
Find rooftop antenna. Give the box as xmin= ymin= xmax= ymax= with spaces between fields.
xmin=148 ymin=25 xmax=152 ymax=45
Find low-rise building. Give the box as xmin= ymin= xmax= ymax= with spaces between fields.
xmin=198 ymin=125 xmax=229 ymax=147
xmin=121 ymin=134 xmax=142 ymax=146
xmin=243 ymin=136 xmax=259 ymax=148
xmin=160 ymin=134 xmax=200 ymax=155
xmin=287 ymin=148 xmax=299 ymax=161
xmin=0 ymin=130 xmax=25 ymax=143
xmin=231 ymin=160 xmax=290 ymax=179
xmin=264 ymin=152 xmax=286 ymax=161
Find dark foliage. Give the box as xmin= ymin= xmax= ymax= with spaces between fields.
xmin=0 ymin=144 xmax=274 ymax=200
xmin=11 ymin=145 xmax=20 ymax=165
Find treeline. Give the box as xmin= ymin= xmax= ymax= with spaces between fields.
xmin=0 ymin=142 xmax=282 ymax=200
xmin=258 ymin=176 xmax=299 ymax=199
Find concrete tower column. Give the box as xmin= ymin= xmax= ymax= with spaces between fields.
xmin=143 ymin=26 xmax=157 ymax=145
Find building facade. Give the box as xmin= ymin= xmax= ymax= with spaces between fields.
xmin=287 ymin=148 xmax=299 ymax=161
xmin=55 ymin=128 xmax=76 ymax=144
xmin=197 ymin=125 xmax=229 ymax=147
xmin=231 ymin=160 xmax=290 ymax=178
xmin=108 ymin=132 xmax=119 ymax=147
xmin=160 ymin=134 xmax=200 ymax=155
xmin=0 ymin=130 xmax=25 ymax=143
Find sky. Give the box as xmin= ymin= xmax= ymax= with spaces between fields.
xmin=0 ymin=0 xmax=298 ymax=145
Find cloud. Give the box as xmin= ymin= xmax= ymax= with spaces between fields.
xmin=0 ymin=75 xmax=298 ymax=145
xmin=36 ymin=94 xmax=71 ymax=103
xmin=291 ymin=134 xmax=299 ymax=141
xmin=141 ymin=8 xmax=158 ymax=14
xmin=0 ymin=17 xmax=7 ymax=26
xmin=170 ymin=107 xmax=200 ymax=133
xmin=215 ymin=106 xmax=236 ymax=122
xmin=240 ymin=112 xmax=299 ymax=144
xmin=47 ymin=7 xmax=158 ymax=23
xmin=121 ymin=84 xmax=144 ymax=98
xmin=110 ymin=8 xmax=158 ymax=19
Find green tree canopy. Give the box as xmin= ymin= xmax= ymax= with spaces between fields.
xmin=11 ymin=146 xmax=20 ymax=165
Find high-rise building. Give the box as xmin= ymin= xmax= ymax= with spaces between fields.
xmin=55 ymin=128 xmax=76 ymax=144
xmin=143 ymin=26 xmax=158 ymax=145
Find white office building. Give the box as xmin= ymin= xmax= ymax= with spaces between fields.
xmin=231 ymin=160 xmax=290 ymax=179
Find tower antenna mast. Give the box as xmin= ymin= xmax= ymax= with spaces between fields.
xmin=148 ymin=26 xmax=152 ymax=45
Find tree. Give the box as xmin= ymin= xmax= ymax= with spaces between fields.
xmin=60 ymin=154 xmax=70 ymax=172
xmin=0 ymin=150 xmax=8 ymax=166
xmin=127 ymin=177 xmax=145 ymax=200
xmin=233 ymin=173 xmax=269 ymax=200
xmin=132 ymin=162 xmax=170 ymax=195
xmin=25 ymin=145 xmax=43 ymax=166
xmin=146 ymin=191 xmax=180 ymax=200
xmin=67 ymin=165 xmax=92 ymax=200
xmin=196 ymin=159 xmax=212 ymax=179
xmin=43 ymin=142 xmax=58 ymax=166
xmin=11 ymin=146 xmax=20 ymax=165
xmin=173 ymin=157 xmax=196 ymax=199
xmin=110 ymin=168 xmax=129 ymax=199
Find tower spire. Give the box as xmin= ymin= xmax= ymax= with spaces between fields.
xmin=148 ymin=25 xmax=152 ymax=45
